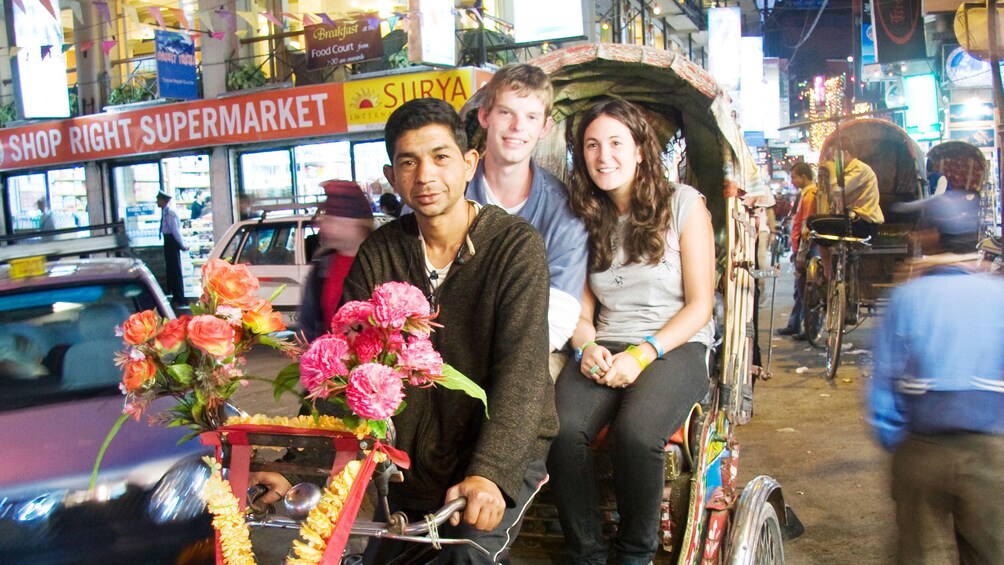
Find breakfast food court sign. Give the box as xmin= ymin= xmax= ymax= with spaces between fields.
xmin=0 ymin=67 xmax=492 ymax=173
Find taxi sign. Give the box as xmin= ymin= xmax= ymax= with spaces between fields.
xmin=9 ymin=255 xmax=46 ymax=279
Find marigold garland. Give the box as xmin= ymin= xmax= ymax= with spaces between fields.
xmin=223 ymin=414 xmax=373 ymax=438
xmin=202 ymin=451 xmax=366 ymax=565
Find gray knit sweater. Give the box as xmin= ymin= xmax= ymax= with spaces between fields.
xmin=341 ymin=204 xmax=557 ymax=510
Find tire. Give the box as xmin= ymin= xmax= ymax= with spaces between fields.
xmin=803 ymin=259 xmax=825 ymax=347
xmin=750 ymin=503 xmax=785 ymax=564
xmin=825 ymin=282 xmax=845 ymax=381
xmin=845 ymin=259 xmax=860 ymax=326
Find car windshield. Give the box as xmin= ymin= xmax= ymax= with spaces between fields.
xmin=0 ymin=281 xmax=159 ymax=411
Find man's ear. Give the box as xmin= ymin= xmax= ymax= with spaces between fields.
xmin=463 ymin=149 xmax=480 ymax=181
xmin=477 ymin=105 xmax=490 ymax=129
xmin=383 ymin=164 xmax=397 ymax=190
xmin=541 ymin=115 xmax=555 ymax=137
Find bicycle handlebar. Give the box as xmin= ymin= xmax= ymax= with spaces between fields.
xmin=808 ymin=230 xmax=872 ymax=246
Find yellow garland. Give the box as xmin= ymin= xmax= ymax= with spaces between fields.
xmin=224 ymin=414 xmax=373 ymax=438
xmin=202 ymin=452 xmax=366 ymax=565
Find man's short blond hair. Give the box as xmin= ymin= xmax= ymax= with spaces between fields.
xmin=480 ymin=63 xmax=554 ymax=116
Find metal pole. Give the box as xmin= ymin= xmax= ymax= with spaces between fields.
xmin=991 ymin=0 xmax=1004 ymax=232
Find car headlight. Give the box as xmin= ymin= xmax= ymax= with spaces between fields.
xmin=147 ymin=458 xmax=210 ymax=524
xmin=14 ymin=492 xmax=64 ymax=523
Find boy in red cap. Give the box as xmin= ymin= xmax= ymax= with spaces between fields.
xmin=297 ymin=180 xmax=374 ymax=341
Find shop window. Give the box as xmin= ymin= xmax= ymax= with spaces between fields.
xmin=353 ymin=141 xmax=391 ymax=200
xmin=240 ymin=149 xmax=293 ymax=201
xmin=295 ymin=141 xmax=352 ymax=198
xmin=7 ymin=167 xmax=86 ymax=235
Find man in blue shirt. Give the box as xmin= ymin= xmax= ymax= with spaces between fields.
xmin=869 ymin=190 xmax=1004 ymax=563
xmin=157 ymin=191 xmax=189 ymax=306
xmin=466 ymin=64 xmax=588 ymax=376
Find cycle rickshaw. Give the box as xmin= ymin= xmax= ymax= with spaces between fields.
xmin=802 ymin=118 xmax=927 ymax=380
xmin=201 ymin=44 xmax=800 ymax=565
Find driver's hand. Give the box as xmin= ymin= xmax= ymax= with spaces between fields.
xmin=444 ymin=475 xmax=506 ymax=531
xmin=248 ymin=471 xmax=293 ymax=505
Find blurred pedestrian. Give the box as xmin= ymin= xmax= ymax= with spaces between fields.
xmin=297 ymin=180 xmax=374 ymax=341
xmin=157 ymin=191 xmax=188 ymax=307
xmin=868 ymin=192 xmax=1004 ymax=564
xmin=777 ymin=162 xmax=816 ymax=339
xmin=36 ymin=197 xmax=55 ymax=241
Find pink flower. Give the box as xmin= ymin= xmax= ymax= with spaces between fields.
xmin=331 ymin=301 xmax=374 ymax=333
xmin=345 ymin=363 xmax=405 ymax=420
xmin=371 ymin=282 xmax=430 ymax=330
xmin=398 ymin=336 xmax=444 ymax=385
xmin=300 ymin=334 xmax=351 ymax=397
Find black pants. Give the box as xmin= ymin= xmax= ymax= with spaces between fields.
xmin=163 ymin=236 xmax=185 ymax=304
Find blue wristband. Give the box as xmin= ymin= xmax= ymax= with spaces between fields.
xmin=643 ymin=335 xmax=664 ymax=358
xmin=574 ymin=340 xmax=596 ymax=362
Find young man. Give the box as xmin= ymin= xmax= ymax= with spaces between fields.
xmin=777 ymin=162 xmax=817 ymax=339
xmin=345 ymin=97 xmax=557 ymax=563
xmin=466 ymin=64 xmax=587 ymax=371
xmin=156 ymin=191 xmax=188 ymax=307
xmin=869 ymin=192 xmax=1004 ymax=564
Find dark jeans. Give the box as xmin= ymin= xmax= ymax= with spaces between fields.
xmin=784 ymin=270 xmax=805 ymax=333
xmin=892 ymin=433 xmax=1004 ymax=564
xmin=547 ymin=341 xmax=709 ymax=565
xmin=163 ymin=236 xmax=185 ymax=304
xmin=362 ymin=458 xmax=548 ymax=564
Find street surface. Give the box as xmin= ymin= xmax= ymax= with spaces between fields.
xmin=233 ymin=264 xmax=897 ymax=564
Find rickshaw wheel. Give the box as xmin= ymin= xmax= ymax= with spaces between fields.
xmin=803 ymin=258 xmax=826 ymax=347
xmin=825 ymin=282 xmax=845 ymax=381
xmin=750 ymin=503 xmax=785 ymax=564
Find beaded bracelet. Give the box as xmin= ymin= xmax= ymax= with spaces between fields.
xmin=643 ymin=335 xmax=664 ymax=359
xmin=625 ymin=345 xmax=651 ymax=370
xmin=574 ymin=340 xmax=597 ymax=362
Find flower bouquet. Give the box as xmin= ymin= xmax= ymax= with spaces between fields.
xmin=198 ymin=281 xmax=486 ymax=565
xmin=90 ymin=259 xmax=297 ymax=487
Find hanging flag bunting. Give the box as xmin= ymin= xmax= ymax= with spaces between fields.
xmin=388 ymin=15 xmax=399 ymax=29
xmin=198 ymin=11 xmax=215 ymax=32
xmin=124 ymin=5 xmax=140 ymax=27
xmin=62 ymin=43 xmax=73 ymax=52
xmin=39 ymin=0 xmax=57 ymax=19
xmin=101 ymin=40 xmax=117 ymax=55
xmin=283 ymin=12 xmax=301 ymax=22
xmin=210 ymin=31 xmax=226 ymax=40
xmin=317 ymin=13 xmax=335 ymax=26
xmin=169 ymin=8 xmax=190 ymax=30
xmin=11 ymin=0 xmax=25 ymax=13
xmin=148 ymin=6 xmax=167 ymax=28
xmin=237 ymin=11 xmax=259 ymax=29
xmin=217 ymin=9 xmax=237 ymax=33
xmin=7 ymin=46 xmax=19 ymax=57
xmin=94 ymin=1 xmax=112 ymax=30
xmin=301 ymin=13 xmax=317 ymax=25
xmin=261 ymin=11 xmax=284 ymax=28
xmin=80 ymin=40 xmax=94 ymax=53
xmin=41 ymin=45 xmax=53 ymax=59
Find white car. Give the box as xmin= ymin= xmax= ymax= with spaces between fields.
xmin=209 ymin=212 xmax=391 ymax=327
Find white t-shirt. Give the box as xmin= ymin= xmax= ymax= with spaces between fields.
xmin=590 ymin=184 xmax=714 ymax=346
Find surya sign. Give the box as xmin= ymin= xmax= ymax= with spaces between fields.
xmin=344 ymin=68 xmax=486 ymax=131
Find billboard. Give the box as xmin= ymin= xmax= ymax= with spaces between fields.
xmin=7 ymin=0 xmax=70 ymax=119
xmin=304 ymin=14 xmax=382 ymax=70
xmin=155 ymin=30 xmax=199 ymax=101
xmin=871 ymin=0 xmax=927 ymax=62
xmin=708 ymin=8 xmax=742 ymax=91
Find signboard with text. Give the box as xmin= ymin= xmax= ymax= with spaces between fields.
xmin=871 ymin=0 xmax=927 ymax=62
xmin=0 ymin=68 xmax=493 ymax=172
xmin=155 ymin=30 xmax=198 ymax=100
xmin=304 ymin=14 xmax=382 ymax=70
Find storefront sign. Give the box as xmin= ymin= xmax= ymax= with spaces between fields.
xmin=0 ymin=67 xmax=492 ymax=173
xmin=871 ymin=0 xmax=926 ymax=62
xmin=304 ymin=14 xmax=382 ymax=70
xmin=0 ymin=84 xmax=347 ymax=172
xmin=343 ymin=68 xmax=493 ymax=131
xmin=155 ymin=30 xmax=198 ymax=100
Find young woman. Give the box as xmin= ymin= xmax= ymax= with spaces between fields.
xmin=547 ymin=98 xmax=716 ymax=565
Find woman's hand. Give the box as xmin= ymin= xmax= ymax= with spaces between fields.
xmin=579 ymin=343 xmax=613 ymax=380
xmin=595 ymin=351 xmax=643 ymax=389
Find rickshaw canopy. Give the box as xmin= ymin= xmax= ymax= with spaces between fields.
xmin=927 ymin=140 xmax=987 ymax=192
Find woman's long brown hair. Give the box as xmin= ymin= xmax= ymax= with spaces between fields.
xmin=567 ymin=98 xmax=676 ymax=273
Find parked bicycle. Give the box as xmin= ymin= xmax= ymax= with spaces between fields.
xmin=803 ymin=215 xmax=871 ymax=382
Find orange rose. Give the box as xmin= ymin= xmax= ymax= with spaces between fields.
xmin=202 ymin=259 xmax=259 ymax=308
xmin=187 ymin=315 xmax=236 ymax=358
xmin=243 ymin=299 xmax=286 ymax=334
xmin=121 ymin=310 xmax=159 ymax=345
xmin=123 ymin=356 xmax=157 ymax=392
xmin=154 ymin=316 xmax=189 ymax=355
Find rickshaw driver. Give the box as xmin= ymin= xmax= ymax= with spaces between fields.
xmin=251 ymin=98 xmax=557 ymax=564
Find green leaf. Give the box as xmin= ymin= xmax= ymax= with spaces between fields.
xmin=267 ymin=284 xmax=287 ymax=303
xmin=166 ymin=363 xmax=194 ymax=385
xmin=273 ymin=362 xmax=301 ymax=401
xmin=439 ymin=364 xmax=489 ymax=418
xmin=90 ymin=412 xmax=130 ymax=490
xmin=368 ymin=419 xmax=388 ymax=438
